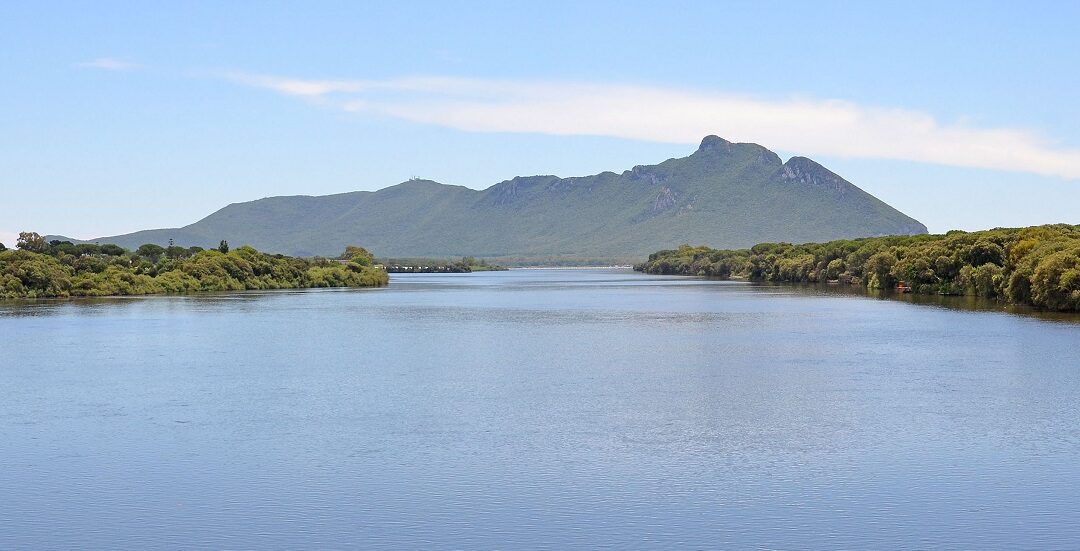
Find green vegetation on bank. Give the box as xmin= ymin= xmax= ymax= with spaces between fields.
xmin=0 ymin=232 xmax=387 ymax=299
xmin=380 ymin=256 xmax=509 ymax=273
xmin=635 ymin=224 xmax=1080 ymax=311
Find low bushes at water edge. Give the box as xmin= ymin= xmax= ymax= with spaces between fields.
xmin=0 ymin=234 xmax=388 ymax=298
xmin=634 ymin=224 xmax=1080 ymax=312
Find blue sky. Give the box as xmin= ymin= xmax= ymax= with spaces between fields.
xmin=2 ymin=1 xmax=1079 ymax=245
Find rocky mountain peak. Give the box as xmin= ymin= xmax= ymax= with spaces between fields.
xmin=780 ymin=157 xmax=850 ymax=193
xmin=697 ymin=135 xmax=732 ymax=154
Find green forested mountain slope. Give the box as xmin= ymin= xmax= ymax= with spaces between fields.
xmin=58 ymin=136 xmax=927 ymax=262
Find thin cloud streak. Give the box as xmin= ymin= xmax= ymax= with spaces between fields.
xmin=76 ymin=58 xmax=142 ymax=71
xmin=230 ymin=73 xmax=1080 ymax=180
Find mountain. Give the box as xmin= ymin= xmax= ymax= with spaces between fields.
xmin=55 ymin=136 xmax=927 ymax=263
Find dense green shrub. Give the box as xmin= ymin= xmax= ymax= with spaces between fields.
xmin=0 ymin=250 xmax=72 ymax=298
xmin=0 ymin=235 xmax=388 ymax=299
xmin=636 ymin=224 xmax=1080 ymax=311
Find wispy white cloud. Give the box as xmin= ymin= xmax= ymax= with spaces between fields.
xmin=76 ymin=58 xmax=142 ymax=71
xmin=228 ymin=73 xmax=1080 ymax=180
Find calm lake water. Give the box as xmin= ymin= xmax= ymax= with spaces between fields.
xmin=2 ymin=269 xmax=1079 ymax=549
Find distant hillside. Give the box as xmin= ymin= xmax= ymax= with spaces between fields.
xmin=54 ymin=136 xmax=927 ymax=262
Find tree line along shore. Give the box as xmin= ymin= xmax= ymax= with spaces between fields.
xmin=381 ymin=256 xmax=508 ymax=273
xmin=0 ymin=233 xmax=388 ymax=299
xmin=635 ymin=224 xmax=1080 ymax=312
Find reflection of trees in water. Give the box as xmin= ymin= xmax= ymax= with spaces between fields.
xmin=751 ymin=281 xmax=1080 ymax=324
xmin=0 ymin=287 xmax=381 ymax=318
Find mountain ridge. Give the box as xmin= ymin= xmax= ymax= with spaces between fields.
xmin=50 ymin=136 xmax=928 ymax=263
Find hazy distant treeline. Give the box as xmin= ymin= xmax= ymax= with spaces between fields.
xmin=0 ymin=233 xmax=388 ymax=299
xmin=635 ymin=224 xmax=1080 ymax=311
xmin=381 ymin=256 xmax=508 ymax=273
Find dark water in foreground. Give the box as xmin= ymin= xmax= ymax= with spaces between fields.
xmin=2 ymin=269 xmax=1079 ymax=549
